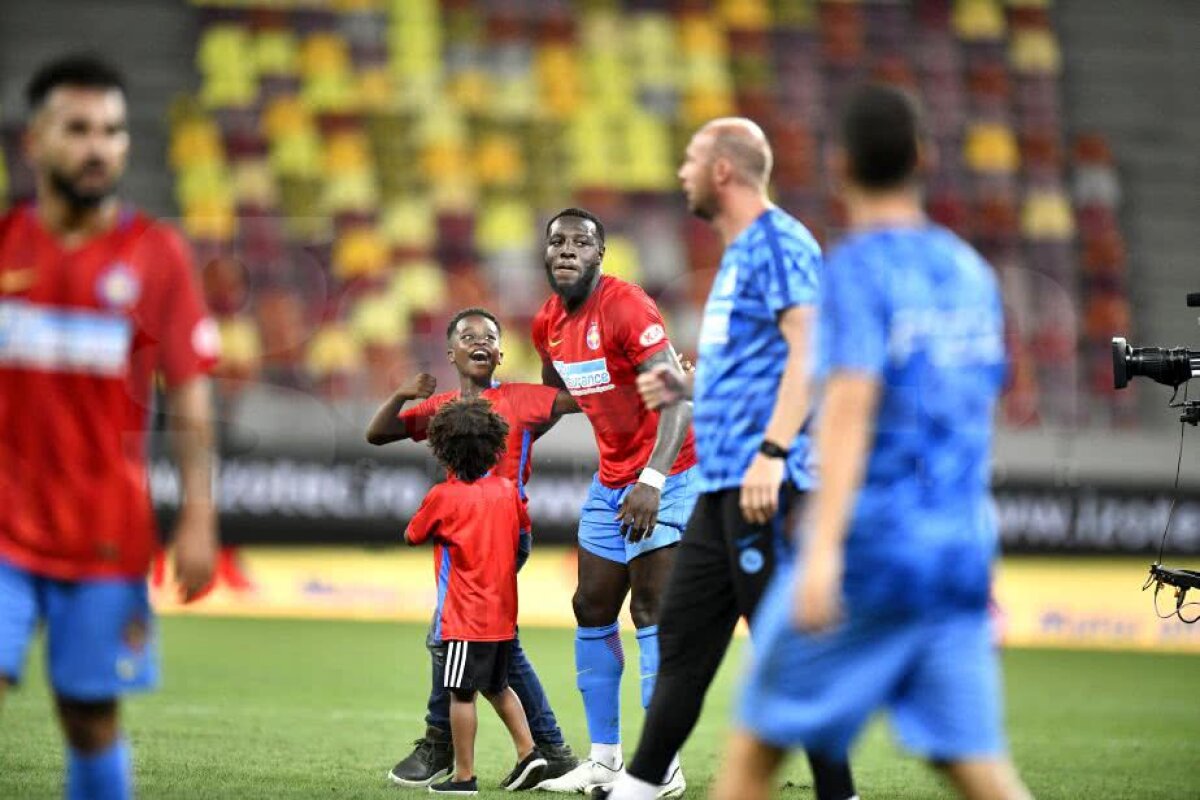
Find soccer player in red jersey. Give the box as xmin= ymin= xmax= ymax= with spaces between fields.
xmin=532 ymin=208 xmax=697 ymax=795
xmin=405 ymin=398 xmax=550 ymax=794
xmin=0 ymin=56 xmax=219 ymax=799
xmin=366 ymin=307 xmax=580 ymax=786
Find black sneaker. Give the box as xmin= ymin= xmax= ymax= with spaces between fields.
xmin=501 ymin=749 xmax=548 ymax=791
xmin=536 ymin=741 xmax=580 ymax=781
xmin=388 ymin=726 xmax=453 ymax=787
xmin=428 ymin=775 xmax=477 ymax=795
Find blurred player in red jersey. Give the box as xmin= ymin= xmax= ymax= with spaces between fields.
xmin=533 ymin=209 xmax=696 ymax=795
xmin=0 ymin=56 xmax=219 ymax=799
xmin=366 ymin=307 xmax=581 ymax=786
xmin=405 ymin=398 xmax=550 ymax=794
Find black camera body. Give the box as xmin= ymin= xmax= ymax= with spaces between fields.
xmin=1114 ymin=295 xmax=1200 ymax=621
xmin=1112 ymin=293 xmax=1200 ymax=424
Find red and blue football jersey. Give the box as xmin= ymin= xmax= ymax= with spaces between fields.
xmin=532 ymin=275 xmax=696 ymax=488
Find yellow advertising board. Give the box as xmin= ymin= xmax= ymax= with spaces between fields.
xmin=152 ymin=549 xmax=1200 ymax=653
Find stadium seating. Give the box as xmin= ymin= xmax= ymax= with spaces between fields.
xmin=158 ymin=0 xmax=1134 ymax=427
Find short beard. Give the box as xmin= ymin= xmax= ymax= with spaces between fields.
xmin=688 ymin=193 xmax=717 ymax=221
xmin=545 ymin=262 xmax=599 ymax=308
xmin=49 ymin=168 xmax=114 ymax=211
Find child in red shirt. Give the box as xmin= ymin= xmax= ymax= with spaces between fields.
xmin=405 ymin=397 xmax=547 ymax=794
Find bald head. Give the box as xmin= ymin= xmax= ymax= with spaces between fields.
xmin=698 ymin=117 xmax=773 ymax=189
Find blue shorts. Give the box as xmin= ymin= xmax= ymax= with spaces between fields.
xmin=577 ymin=467 xmax=699 ymax=564
xmin=0 ymin=557 xmax=159 ymax=701
xmin=739 ymin=563 xmax=1004 ymax=761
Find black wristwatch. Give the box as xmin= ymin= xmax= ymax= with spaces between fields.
xmin=758 ymin=439 xmax=789 ymax=460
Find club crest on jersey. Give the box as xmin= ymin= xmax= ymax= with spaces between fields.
xmin=96 ymin=263 xmax=140 ymax=310
xmin=586 ymin=321 xmax=601 ymax=351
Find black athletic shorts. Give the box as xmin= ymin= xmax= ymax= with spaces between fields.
xmin=672 ymin=482 xmax=804 ymax=622
xmin=442 ymin=639 xmax=512 ymax=695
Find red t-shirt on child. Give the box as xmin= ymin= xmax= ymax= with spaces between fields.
xmin=406 ymin=474 xmax=529 ymax=642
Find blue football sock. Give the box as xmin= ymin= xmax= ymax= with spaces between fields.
xmin=67 ymin=738 xmax=132 ymax=800
xmin=575 ymin=622 xmax=624 ymax=745
xmin=635 ymin=625 xmax=660 ymax=709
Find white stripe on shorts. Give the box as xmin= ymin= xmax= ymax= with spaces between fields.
xmin=444 ymin=641 xmax=458 ymax=688
xmin=454 ymin=641 xmax=468 ymax=687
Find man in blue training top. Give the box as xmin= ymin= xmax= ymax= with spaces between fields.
xmin=596 ymin=118 xmax=856 ymax=800
xmin=712 ymin=86 xmax=1033 ymax=800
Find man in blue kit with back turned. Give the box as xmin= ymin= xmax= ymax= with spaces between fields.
xmin=713 ymin=85 xmax=1033 ymax=800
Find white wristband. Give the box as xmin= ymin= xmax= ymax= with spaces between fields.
xmin=638 ymin=468 xmax=667 ymax=491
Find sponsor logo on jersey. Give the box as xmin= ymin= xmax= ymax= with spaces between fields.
xmin=639 ymin=323 xmax=665 ymax=348
xmin=96 ymin=262 xmax=141 ymax=310
xmin=553 ymin=357 xmax=613 ymax=396
xmin=586 ymin=321 xmax=601 ymax=351
xmin=0 ymin=299 xmax=132 ymax=376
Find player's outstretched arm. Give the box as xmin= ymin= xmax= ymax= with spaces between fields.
xmin=166 ymin=376 xmax=220 ymax=602
xmin=741 ymin=305 xmax=814 ymax=524
xmin=365 ymin=373 xmax=437 ymax=445
xmin=551 ymin=389 xmax=580 ymax=416
xmin=620 ymin=349 xmax=694 ymax=541
xmin=793 ymin=372 xmax=879 ymax=632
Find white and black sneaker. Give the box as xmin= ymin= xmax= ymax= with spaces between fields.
xmin=501 ymin=749 xmax=548 ymax=791
xmin=429 ymin=775 xmax=478 ymax=795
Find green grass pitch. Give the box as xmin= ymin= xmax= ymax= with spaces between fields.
xmin=2 ymin=617 xmax=1198 ymax=799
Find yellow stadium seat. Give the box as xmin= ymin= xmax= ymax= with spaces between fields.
xmin=231 ymin=160 xmax=279 ymax=208
xmin=300 ymin=33 xmax=351 ymax=78
xmin=719 ymin=0 xmax=771 ymax=30
xmin=623 ymin=114 xmax=674 ymax=191
xmin=170 ymin=118 xmax=225 ymax=170
xmin=475 ymin=133 xmax=526 ymax=188
xmin=430 ymin=177 xmax=478 ymax=212
xmin=476 ymin=198 xmax=536 ymax=253
xmin=600 ymin=236 xmax=641 ymax=284
xmin=306 ymin=324 xmax=364 ymax=377
xmin=358 ymin=67 xmax=397 ymax=111
xmin=421 ymin=140 xmax=471 ymax=183
xmin=262 ymin=95 xmax=313 ymax=141
xmin=381 ymin=198 xmax=436 ymax=250
xmin=1010 ymin=28 xmax=1062 ymax=75
xmin=183 ymin=196 xmax=237 ymax=242
xmin=323 ymin=172 xmax=381 ymax=215
xmin=413 ymin=104 xmax=467 ymax=146
xmin=254 ymin=29 xmax=299 ymax=75
xmin=490 ymin=76 xmax=538 ymax=121
xmin=496 ymin=334 xmax=539 ymax=383
xmin=449 ymin=70 xmax=494 ymax=114
xmin=351 ymin=291 xmax=408 ymax=346
xmin=303 ymin=72 xmax=360 ymax=113
xmin=964 ymin=122 xmax=1020 ymax=174
xmin=197 ymin=25 xmax=253 ymax=76
xmin=536 ymin=46 xmax=583 ymax=119
xmin=1021 ymin=188 xmax=1075 ymax=241
xmin=953 ymin=0 xmax=1006 ymax=41
xmin=323 ymin=131 xmax=374 ymax=175
xmin=389 ymin=259 xmax=448 ymax=313
xmin=333 ymin=226 xmax=390 ymax=280
xmin=175 ymin=163 xmax=234 ymax=209
xmin=217 ymin=316 xmax=263 ymax=370
xmin=200 ymin=72 xmax=258 ymax=109
xmin=679 ymin=16 xmax=729 ymax=56
xmin=683 ymin=87 xmax=736 ymax=128
xmin=270 ymin=131 xmax=323 ymax=178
